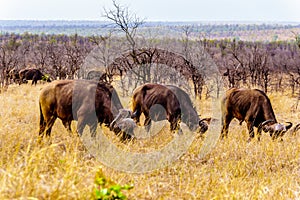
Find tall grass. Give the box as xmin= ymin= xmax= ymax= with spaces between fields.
xmin=0 ymin=84 xmax=299 ymax=199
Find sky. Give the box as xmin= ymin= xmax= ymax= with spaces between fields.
xmin=0 ymin=0 xmax=300 ymax=22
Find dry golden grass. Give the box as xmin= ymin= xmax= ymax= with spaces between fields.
xmin=0 ymin=83 xmax=299 ymax=199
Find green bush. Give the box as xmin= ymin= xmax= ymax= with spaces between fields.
xmin=93 ymin=169 xmax=133 ymax=200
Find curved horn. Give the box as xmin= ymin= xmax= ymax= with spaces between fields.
xmin=109 ymin=119 xmax=117 ymax=130
xmin=258 ymin=119 xmax=275 ymax=132
xmin=284 ymin=122 xmax=293 ymax=131
xmin=199 ymin=117 xmax=212 ymax=124
xmin=292 ymin=123 xmax=300 ymax=133
xmin=199 ymin=118 xmax=205 ymax=123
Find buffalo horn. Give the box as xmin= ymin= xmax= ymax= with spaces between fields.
xmin=284 ymin=122 xmax=293 ymax=131
xmin=199 ymin=117 xmax=212 ymax=124
xmin=292 ymin=123 xmax=300 ymax=135
xmin=258 ymin=119 xmax=275 ymax=132
xmin=293 ymin=123 xmax=300 ymax=131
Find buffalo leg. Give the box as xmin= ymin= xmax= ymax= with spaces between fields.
xmin=246 ymin=121 xmax=255 ymax=142
xmin=62 ymin=120 xmax=72 ymax=132
xmin=39 ymin=122 xmax=46 ymax=136
xmin=89 ymin=121 xmax=98 ymax=137
xmin=256 ymin=124 xmax=264 ymax=141
xmin=132 ymin=106 xmax=142 ymax=125
xmin=62 ymin=120 xmax=73 ymax=137
xmin=221 ymin=114 xmax=232 ymax=139
xmin=39 ymin=111 xmax=46 ymax=136
xmin=44 ymin=116 xmax=57 ymax=137
xmin=168 ymin=113 xmax=180 ymax=132
xmin=77 ymin=115 xmax=98 ymax=137
xmin=144 ymin=111 xmax=152 ymax=132
xmin=32 ymin=75 xmax=38 ymax=85
xmin=77 ymin=118 xmax=86 ymax=136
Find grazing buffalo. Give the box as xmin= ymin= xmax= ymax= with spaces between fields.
xmin=131 ymin=83 xmax=210 ymax=134
xmin=39 ymin=80 xmax=124 ymax=137
xmin=8 ymin=68 xmax=20 ymax=84
xmin=19 ymin=68 xmax=51 ymax=85
xmin=221 ymin=88 xmax=292 ymax=141
xmin=86 ymin=71 xmax=113 ymax=83
xmin=132 ymin=83 xmax=181 ymax=132
xmin=86 ymin=70 xmax=102 ymax=80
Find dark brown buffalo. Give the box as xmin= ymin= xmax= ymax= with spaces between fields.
xmin=19 ymin=68 xmax=51 ymax=85
xmin=132 ymin=83 xmax=210 ymax=133
xmin=221 ymin=88 xmax=292 ymax=141
xmin=132 ymin=83 xmax=181 ymax=132
xmin=39 ymin=80 xmax=123 ymax=137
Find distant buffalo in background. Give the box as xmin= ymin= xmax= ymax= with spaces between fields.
xmin=19 ymin=68 xmax=51 ymax=85
xmin=8 ymin=67 xmax=20 ymax=84
xmin=86 ymin=70 xmax=102 ymax=80
xmin=86 ymin=71 xmax=113 ymax=82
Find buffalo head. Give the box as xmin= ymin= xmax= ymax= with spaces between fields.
xmin=198 ymin=117 xmax=212 ymax=134
xmin=258 ymin=120 xmax=293 ymax=139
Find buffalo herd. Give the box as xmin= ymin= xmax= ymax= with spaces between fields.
xmin=36 ymin=77 xmax=299 ymax=142
xmin=8 ymin=68 xmax=51 ymax=85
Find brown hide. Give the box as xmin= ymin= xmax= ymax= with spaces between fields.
xmin=221 ymin=88 xmax=291 ymax=141
xmin=132 ymin=83 xmax=181 ymax=132
xmin=19 ymin=68 xmax=50 ymax=85
xmin=39 ymin=80 xmax=123 ymax=137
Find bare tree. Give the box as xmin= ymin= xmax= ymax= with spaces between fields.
xmin=103 ymin=0 xmax=144 ymax=51
xmin=181 ymin=25 xmax=193 ymax=61
xmin=103 ymin=0 xmax=145 ymax=96
xmin=0 ymin=35 xmax=21 ymax=87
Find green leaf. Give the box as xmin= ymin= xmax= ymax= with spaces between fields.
xmin=94 ymin=189 xmax=102 ymax=199
xmin=110 ymin=185 xmax=121 ymax=193
xmin=100 ymin=188 xmax=110 ymax=196
xmin=122 ymin=184 xmax=134 ymax=190
xmin=117 ymin=192 xmax=126 ymax=200
xmin=95 ymin=177 xmax=106 ymax=186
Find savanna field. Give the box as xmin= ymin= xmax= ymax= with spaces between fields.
xmin=0 ymin=83 xmax=299 ymax=199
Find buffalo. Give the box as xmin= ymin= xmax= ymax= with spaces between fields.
xmin=86 ymin=70 xmax=102 ymax=80
xmin=39 ymin=80 xmax=124 ymax=138
xmin=221 ymin=88 xmax=292 ymax=141
xmin=19 ymin=68 xmax=51 ymax=85
xmin=131 ymin=83 xmax=210 ymax=134
xmin=8 ymin=68 xmax=20 ymax=84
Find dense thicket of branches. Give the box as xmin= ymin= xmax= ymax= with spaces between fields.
xmin=1 ymin=32 xmax=300 ymax=97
